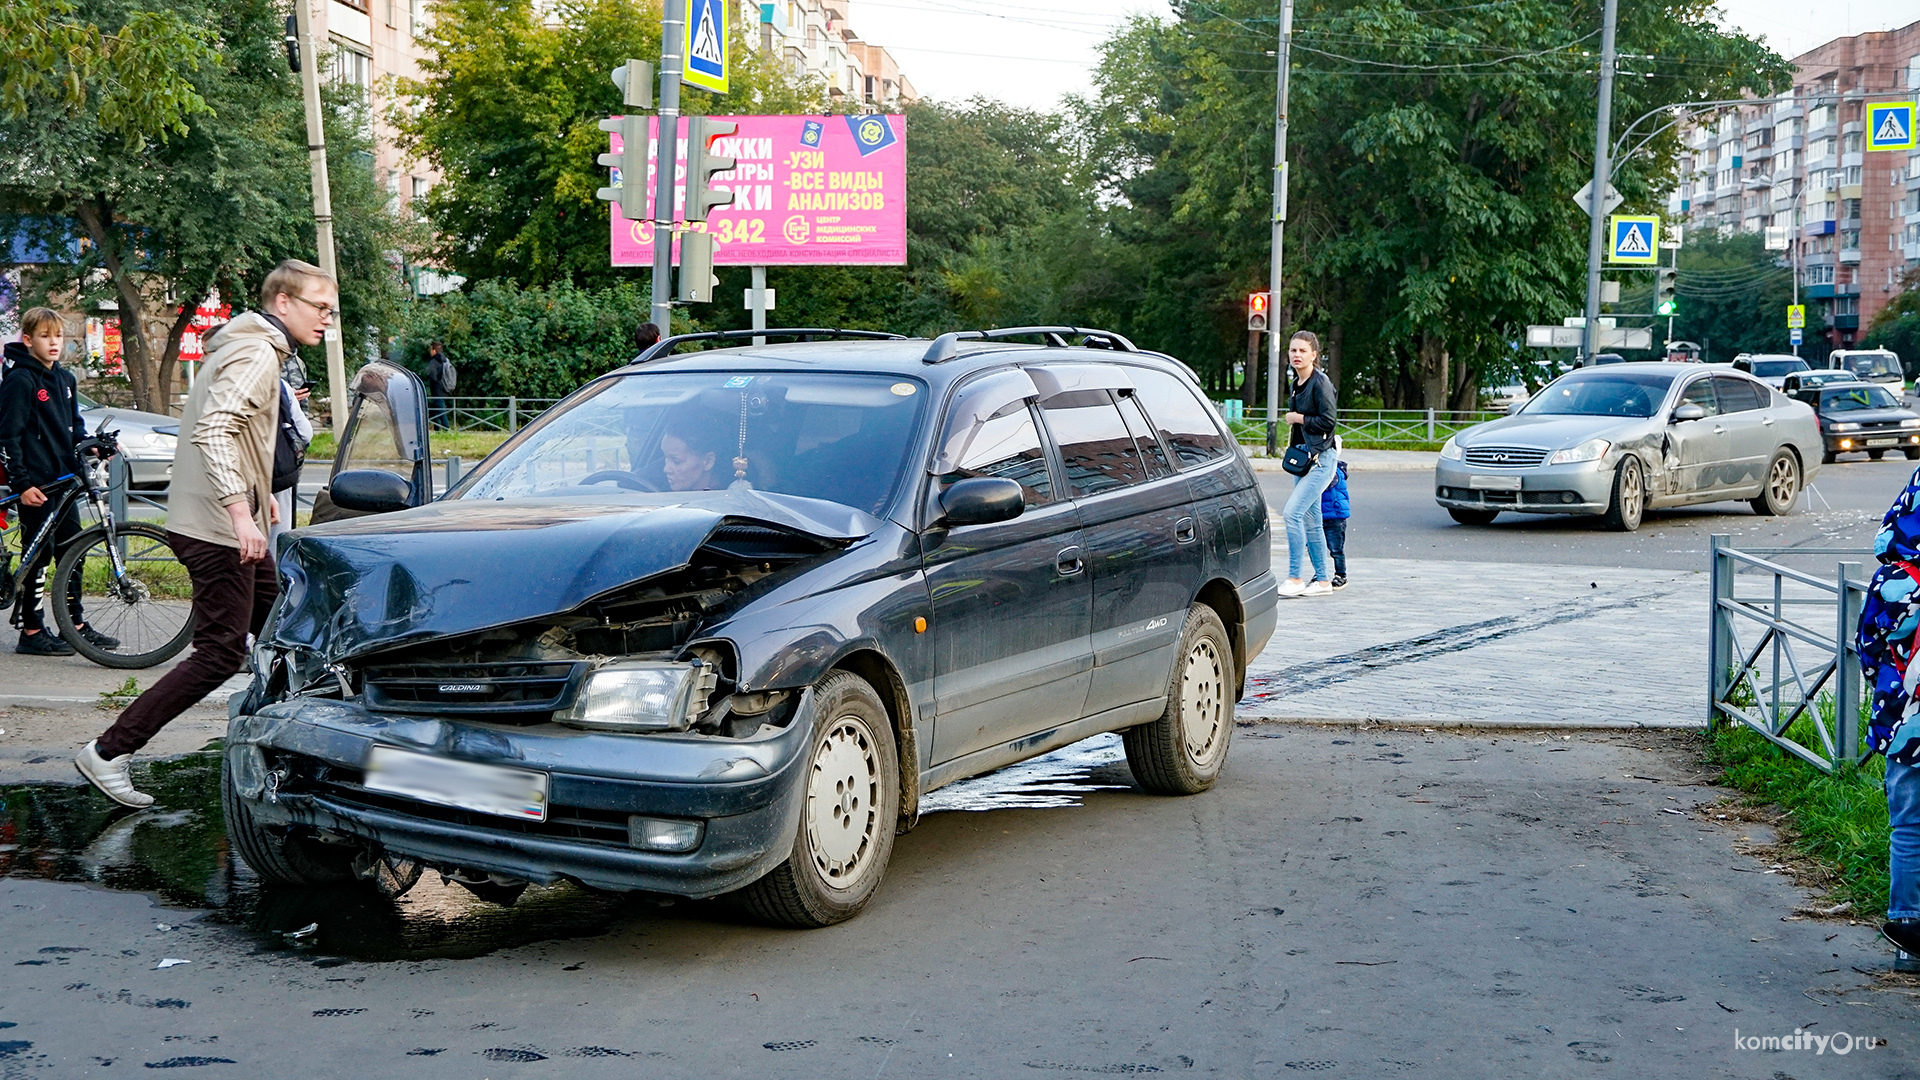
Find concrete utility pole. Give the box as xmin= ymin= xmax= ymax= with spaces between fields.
xmin=1265 ymin=0 xmax=1293 ymax=457
xmin=1579 ymin=0 xmax=1620 ymax=365
xmin=292 ymin=0 xmax=349 ymax=438
xmin=651 ymin=4 xmax=685 ymax=331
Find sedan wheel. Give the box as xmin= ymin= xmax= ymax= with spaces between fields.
xmin=1124 ymin=605 xmax=1235 ymax=794
xmin=1602 ymin=456 xmax=1644 ymax=532
xmin=1750 ymin=451 xmax=1800 ymax=517
xmin=734 ymin=671 xmax=898 ymax=927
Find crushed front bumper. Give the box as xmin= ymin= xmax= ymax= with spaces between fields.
xmin=1433 ymin=458 xmax=1614 ymax=517
xmin=225 ymin=692 xmax=815 ymax=897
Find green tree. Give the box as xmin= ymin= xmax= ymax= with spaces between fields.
xmin=392 ymin=0 xmax=825 ymax=290
xmin=1 ymin=0 xmax=409 ymax=412
xmin=1864 ymin=267 xmax=1920 ymax=375
xmin=1635 ymin=230 xmax=1820 ymax=363
xmin=1076 ymin=0 xmax=1790 ymax=408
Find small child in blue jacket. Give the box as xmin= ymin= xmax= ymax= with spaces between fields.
xmin=1320 ymin=460 xmax=1350 ymax=590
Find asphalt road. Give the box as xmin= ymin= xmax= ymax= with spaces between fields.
xmin=3 ymin=729 xmax=1912 ymax=1077
xmin=1259 ymin=454 xmax=1919 ymax=570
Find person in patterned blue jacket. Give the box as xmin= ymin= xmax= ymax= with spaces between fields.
xmin=1855 ymin=466 xmax=1920 ymax=960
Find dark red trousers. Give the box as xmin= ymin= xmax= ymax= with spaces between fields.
xmin=96 ymin=532 xmax=277 ymax=758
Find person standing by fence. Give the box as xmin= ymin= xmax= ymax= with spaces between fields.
xmin=75 ymin=260 xmax=335 ymax=808
xmin=1855 ymin=468 xmax=1920 ymax=965
xmin=425 ymin=341 xmax=456 ymax=430
xmin=1278 ymin=330 xmax=1339 ymax=598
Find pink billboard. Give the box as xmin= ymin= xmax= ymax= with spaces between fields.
xmin=610 ymin=114 xmax=906 ymax=267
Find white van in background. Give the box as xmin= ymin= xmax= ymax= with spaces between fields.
xmin=1827 ymin=348 xmax=1906 ymax=394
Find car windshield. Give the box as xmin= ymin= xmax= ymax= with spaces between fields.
xmin=1520 ymin=372 xmax=1672 ymax=418
xmin=450 ymin=371 xmax=926 ymax=514
xmin=1821 ymin=385 xmax=1903 ymax=412
xmin=1846 ymin=354 xmax=1902 ymax=379
xmin=1751 ymin=358 xmax=1809 ymax=378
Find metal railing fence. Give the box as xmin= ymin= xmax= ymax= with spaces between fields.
xmin=1708 ymin=534 xmax=1873 ymax=774
xmin=427 ymin=397 xmax=564 ymax=433
xmin=1220 ymin=406 xmax=1506 ymax=448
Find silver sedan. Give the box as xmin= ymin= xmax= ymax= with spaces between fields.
xmin=79 ymin=393 xmax=177 ymax=489
xmin=1434 ymin=363 xmax=1822 ymax=531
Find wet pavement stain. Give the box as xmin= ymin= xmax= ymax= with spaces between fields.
xmin=0 ymin=749 xmax=649 ymax=963
xmin=918 ymin=733 xmax=1134 ymax=812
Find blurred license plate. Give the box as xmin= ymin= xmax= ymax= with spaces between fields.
xmin=1866 ymin=438 xmax=1897 ymax=447
xmin=364 ymin=746 xmax=548 ymax=821
xmin=1469 ymin=475 xmax=1522 ymax=491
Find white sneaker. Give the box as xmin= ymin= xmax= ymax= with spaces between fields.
xmin=75 ymin=741 xmax=154 ymax=809
xmin=1277 ymin=578 xmax=1308 ymax=597
xmin=1302 ymin=580 xmax=1334 ymax=597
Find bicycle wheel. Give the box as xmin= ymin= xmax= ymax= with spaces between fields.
xmin=51 ymin=523 xmax=195 ymax=668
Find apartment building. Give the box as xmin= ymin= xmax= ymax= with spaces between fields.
xmin=1667 ymin=19 xmax=1920 ymax=346
xmin=748 ymin=0 xmax=917 ymax=110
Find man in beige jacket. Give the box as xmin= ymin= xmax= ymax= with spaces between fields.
xmin=76 ymin=260 xmax=338 ymax=807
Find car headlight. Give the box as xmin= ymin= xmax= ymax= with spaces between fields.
xmin=1828 ymin=422 xmax=1861 ymax=432
xmin=555 ymin=660 xmax=717 ymax=732
xmin=1547 ymin=438 xmax=1610 ymax=465
xmin=1901 ymin=419 xmax=1920 ymax=429
xmin=1440 ymin=436 xmax=1462 ymax=460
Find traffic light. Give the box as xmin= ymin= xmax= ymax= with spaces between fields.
xmin=1654 ymin=267 xmax=1677 ymax=316
xmin=678 ymin=116 xmax=738 ymax=303
xmin=595 ymin=60 xmax=653 ymax=222
xmin=1247 ymin=291 xmax=1270 ymax=332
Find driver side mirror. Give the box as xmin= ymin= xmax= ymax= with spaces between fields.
xmin=328 ymin=469 xmax=414 ymax=514
xmin=1672 ymin=403 xmax=1706 ymax=423
xmin=938 ymin=477 xmax=1024 ymax=528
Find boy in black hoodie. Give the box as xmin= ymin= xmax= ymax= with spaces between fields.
xmin=0 ymin=308 xmax=113 ymax=655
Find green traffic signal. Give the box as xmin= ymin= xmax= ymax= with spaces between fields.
xmin=1656 ymin=299 xmax=1677 ymax=316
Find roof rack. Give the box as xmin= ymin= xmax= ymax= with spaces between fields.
xmin=634 ymin=327 xmax=907 ymax=364
xmin=920 ymin=326 xmax=1139 ymax=364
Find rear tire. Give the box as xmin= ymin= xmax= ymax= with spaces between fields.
xmin=221 ymin=757 xmax=356 ymax=885
xmin=1870 ymin=449 xmax=1886 ymax=461
xmin=1822 ymin=450 xmax=1838 ymax=464
xmin=1447 ymin=507 xmax=1498 ymax=526
xmin=733 ymin=671 xmax=899 ymax=927
xmin=1601 ymin=456 xmax=1644 ymax=532
xmin=1124 ymin=605 xmax=1234 ymax=795
xmin=52 ymin=523 xmax=194 ymax=669
xmin=1907 ymin=448 xmax=1920 ymax=461
xmin=1750 ymin=450 xmax=1800 ymax=517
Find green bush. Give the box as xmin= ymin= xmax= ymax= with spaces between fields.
xmin=396 ymin=279 xmax=661 ymax=399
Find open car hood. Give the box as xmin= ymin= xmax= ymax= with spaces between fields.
xmin=270 ymin=489 xmax=880 ymax=663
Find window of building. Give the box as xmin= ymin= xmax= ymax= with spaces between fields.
xmin=410 ymin=0 xmax=430 ymax=37
xmin=1843 ymin=197 xmax=1861 ymax=220
xmin=1841 ymin=229 xmax=1860 ymax=250
xmin=1843 ymin=166 xmax=1861 ymax=186
xmin=1844 ymin=132 xmax=1862 ymax=154
xmin=1805 ymin=264 xmax=1835 ymax=286
xmin=328 ymin=43 xmax=371 ymax=97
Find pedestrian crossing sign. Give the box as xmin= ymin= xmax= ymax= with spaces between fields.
xmin=683 ymin=0 xmax=729 ymax=94
xmin=1866 ymin=102 xmax=1916 ymax=152
xmin=1608 ymin=215 xmax=1659 ymax=265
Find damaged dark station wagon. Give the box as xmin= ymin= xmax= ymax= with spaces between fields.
xmin=224 ymin=327 xmax=1277 ymax=926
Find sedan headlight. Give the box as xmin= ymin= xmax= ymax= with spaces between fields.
xmin=1901 ymin=419 xmax=1920 ymax=429
xmin=1439 ymin=436 xmax=1462 ymax=460
xmin=1547 ymin=438 xmax=1610 ymax=465
xmin=555 ymin=660 xmax=717 ymax=732
xmin=1828 ymin=422 xmax=1861 ymax=432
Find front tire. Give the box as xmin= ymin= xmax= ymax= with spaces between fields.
xmin=734 ymin=671 xmax=899 ymax=927
xmin=1602 ymin=456 xmax=1644 ymax=532
xmin=1870 ymin=449 xmax=1887 ymax=461
xmin=1751 ymin=450 xmax=1800 ymax=516
xmin=1447 ymin=507 xmax=1499 ymax=526
xmin=222 ymin=757 xmax=356 ymax=886
xmin=1124 ymin=605 xmax=1234 ymax=795
xmin=52 ymin=523 xmax=194 ymax=669
xmin=1906 ymin=448 xmax=1920 ymax=461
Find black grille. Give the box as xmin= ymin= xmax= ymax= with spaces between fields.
xmin=1462 ymin=445 xmax=1550 ymax=468
xmin=361 ymin=661 xmax=586 ymax=715
xmin=288 ymin=756 xmax=632 ymax=847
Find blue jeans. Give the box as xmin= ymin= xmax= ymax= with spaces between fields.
xmin=1283 ymin=447 xmax=1339 ymax=581
xmin=1890 ymin=758 xmax=1920 ymax=921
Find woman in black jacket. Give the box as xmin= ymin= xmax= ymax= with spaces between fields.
xmin=1279 ymin=330 xmax=1340 ymax=597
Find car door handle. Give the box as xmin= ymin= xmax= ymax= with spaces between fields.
xmin=1762 ymin=416 xmax=1775 ymax=426
xmin=1056 ymin=546 xmax=1085 ymax=576
xmin=1174 ymin=516 xmax=1197 ymax=544
xmin=1712 ymin=426 xmax=1726 ymax=434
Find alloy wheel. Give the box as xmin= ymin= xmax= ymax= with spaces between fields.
xmin=1769 ymin=455 xmax=1797 ymax=508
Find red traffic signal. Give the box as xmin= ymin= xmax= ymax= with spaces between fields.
xmin=1247 ymin=292 xmax=1270 ymax=332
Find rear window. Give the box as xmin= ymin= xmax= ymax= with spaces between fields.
xmin=1124 ymin=366 xmax=1232 ymax=467
xmin=1750 ymin=359 xmax=1809 ymax=378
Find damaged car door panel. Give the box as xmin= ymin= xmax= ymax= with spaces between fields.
xmin=225 ymin=341 xmax=1276 ymax=926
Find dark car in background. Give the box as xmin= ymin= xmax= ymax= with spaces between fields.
xmin=222 ymin=328 xmax=1277 ymax=926
xmin=1808 ymin=382 xmax=1920 ymax=462
xmin=1781 ymin=369 xmax=1860 ymax=399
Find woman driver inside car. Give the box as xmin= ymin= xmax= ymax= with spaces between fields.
xmin=660 ymin=419 xmax=730 ymax=491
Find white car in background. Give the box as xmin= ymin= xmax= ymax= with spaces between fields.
xmin=78 ymin=392 xmax=177 ymax=489
xmin=1731 ymin=353 xmax=1810 ymax=389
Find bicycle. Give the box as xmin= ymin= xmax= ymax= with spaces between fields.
xmin=0 ymin=430 xmax=194 ymax=668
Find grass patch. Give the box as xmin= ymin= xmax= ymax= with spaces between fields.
xmin=1704 ymin=719 xmax=1891 ymax=918
xmin=306 ymin=430 xmax=511 ymax=462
